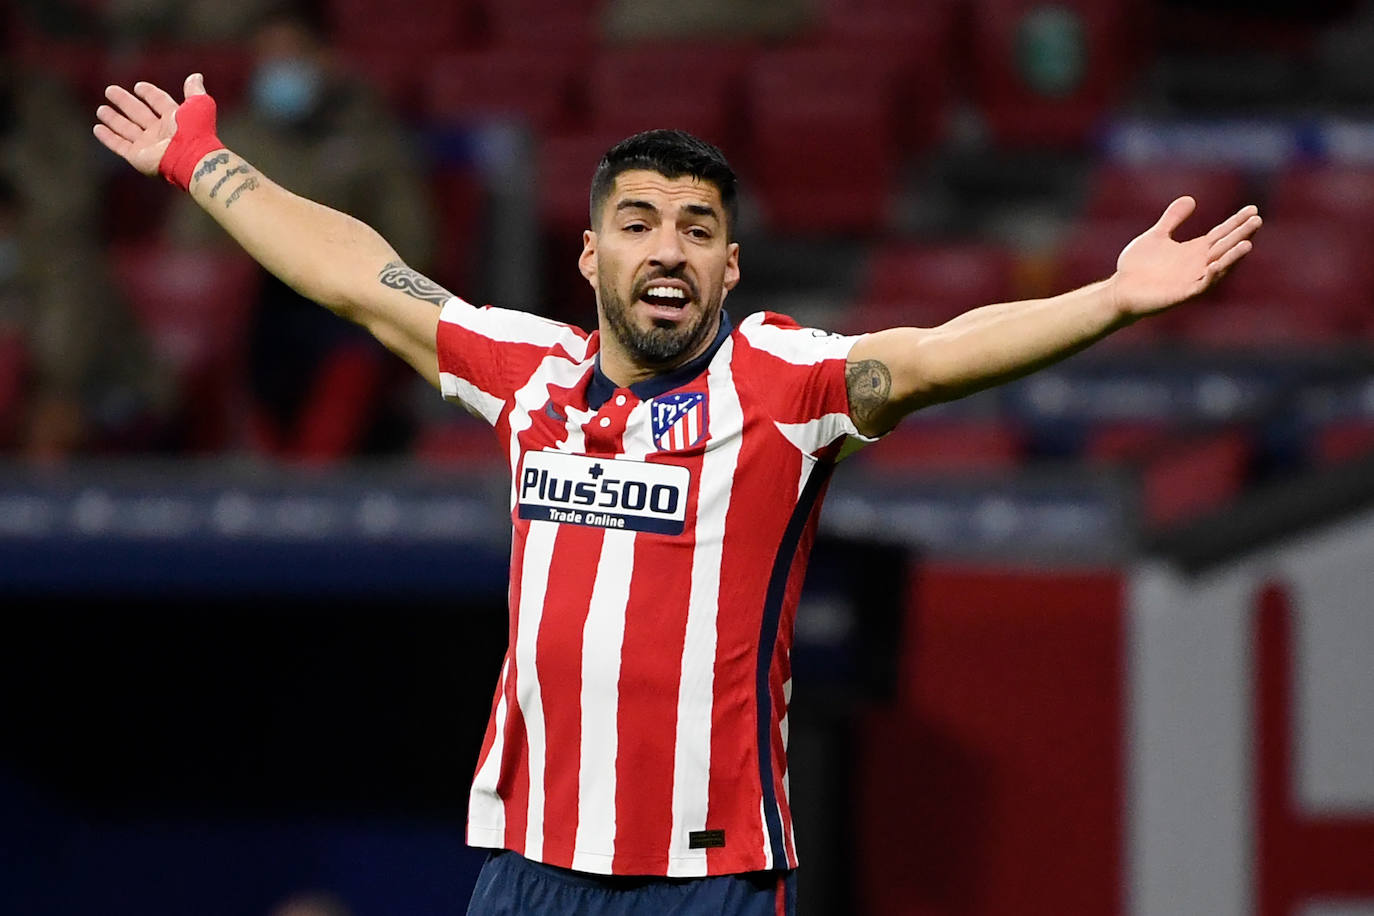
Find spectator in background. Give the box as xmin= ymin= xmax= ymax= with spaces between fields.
xmin=168 ymin=1 xmax=437 ymax=461
xmin=0 ymin=65 xmax=172 ymax=461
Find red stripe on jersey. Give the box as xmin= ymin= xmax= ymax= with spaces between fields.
xmin=498 ymin=680 xmax=530 ymax=851
xmin=706 ymin=412 xmax=809 ymax=873
xmin=534 ymin=523 xmax=604 ymax=867
xmin=610 ymin=481 xmax=701 ymax=874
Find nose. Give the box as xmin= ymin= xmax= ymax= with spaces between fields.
xmin=648 ymin=225 xmax=687 ymax=272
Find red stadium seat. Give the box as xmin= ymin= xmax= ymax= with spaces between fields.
xmin=812 ymin=0 xmax=960 ymax=152
xmin=741 ymin=47 xmax=905 ymax=235
xmin=0 ymin=330 xmax=28 ymax=448
xmin=429 ymin=164 xmax=487 ymax=298
xmin=535 ymin=128 xmax=624 ymax=236
xmin=423 ymin=48 xmax=584 ymax=134
xmin=1139 ymin=428 xmax=1252 ymax=528
xmin=840 ymin=240 xmax=1020 ymax=333
xmin=1264 ymin=164 xmax=1374 ymax=243
xmin=1311 ymin=419 xmax=1374 ymax=467
xmin=584 ymin=43 xmax=754 ymax=155
xmin=326 ymin=0 xmax=478 ymax=54
xmin=109 ymin=243 xmax=262 ymax=451
xmin=1173 ymin=299 xmax=1345 ymax=352
xmin=475 ymin=0 xmax=601 ymax=49
xmin=1081 ymin=162 xmax=1250 ymax=237
xmin=860 ymin=418 xmax=1028 ymax=474
xmin=968 ymin=0 xmax=1143 ymax=149
xmin=1213 ymin=218 xmax=1373 ymax=333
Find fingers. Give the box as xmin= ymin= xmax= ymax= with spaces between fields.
xmin=104 ymin=84 xmax=158 ymax=128
xmin=134 ymin=80 xmax=178 ymax=118
xmin=92 ymin=123 xmax=130 ymax=157
xmin=1205 ymin=205 xmax=1261 ymax=245
xmin=184 ymin=73 xmax=207 ymax=98
xmin=1154 ymin=195 xmax=1197 ymax=236
xmin=95 ymin=103 xmax=142 ymax=143
xmin=1208 ymin=213 xmax=1262 ymax=263
xmin=1208 ymin=238 xmax=1253 ymax=279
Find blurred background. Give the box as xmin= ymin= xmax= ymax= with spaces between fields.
xmin=2 ymin=0 xmax=1374 ymax=913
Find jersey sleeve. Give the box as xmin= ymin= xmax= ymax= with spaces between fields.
xmin=435 ymin=296 xmax=590 ymax=426
xmin=735 ymin=311 xmax=881 ymax=459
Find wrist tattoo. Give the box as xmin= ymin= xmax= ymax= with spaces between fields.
xmin=378 ymin=260 xmax=453 ymax=306
xmin=224 ymin=176 xmax=260 ymax=208
xmin=190 ymin=152 xmax=230 ymax=186
xmin=209 ymin=164 xmax=252 ymax=199
xmin=845 ymin=358 xmax=892 ymax=426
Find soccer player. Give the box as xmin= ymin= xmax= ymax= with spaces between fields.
xmin=93 ymin=74 xmax=1261 ymax=915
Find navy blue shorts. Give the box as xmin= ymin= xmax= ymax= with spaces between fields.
xmin=465 ymin=850 xmax=798 ymax=916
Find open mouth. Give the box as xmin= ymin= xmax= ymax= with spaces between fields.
xmin=637 ymin=279 xmax=694 ymax=315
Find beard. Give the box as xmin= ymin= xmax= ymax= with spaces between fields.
xmin=599 ymin=272 xmax=720 ymax=368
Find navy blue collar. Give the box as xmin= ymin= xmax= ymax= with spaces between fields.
xmin=587 ymin=312 xmax=733 ymax=409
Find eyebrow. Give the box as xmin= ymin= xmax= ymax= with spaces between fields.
xmin=614 ymin=199 xmax=720 ymax=223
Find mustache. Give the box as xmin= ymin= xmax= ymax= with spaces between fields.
xmin=633 ymin=268 xmax=698 ymax=301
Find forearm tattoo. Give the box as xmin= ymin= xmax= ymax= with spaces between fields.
xmin=190 ymin=152 xmax=230 ymax=186
xmin=845 ymin=359 xmax=893 ymax=427
xmin=208 ymin=164 xmax=252 ymax=199
xmin=378 ymin=260 xmax=453 ymax=306
xmin=223 ymin=176 xmax=259 ymax=208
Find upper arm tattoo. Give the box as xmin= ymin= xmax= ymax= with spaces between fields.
xmin=378 ymin=260 xmax=453 ymax=306
xmin=845 ymin=358 xmax=892 ymax=429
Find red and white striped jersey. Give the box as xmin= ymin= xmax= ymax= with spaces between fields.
xmin=436 ymin=299 xmax=875 ymax=878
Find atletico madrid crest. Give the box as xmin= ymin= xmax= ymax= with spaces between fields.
xmin=651 ymin=392 xmax=708 ymax=451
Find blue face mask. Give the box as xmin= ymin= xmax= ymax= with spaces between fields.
xmin=250 ymin=59 xmax=323 ymax=124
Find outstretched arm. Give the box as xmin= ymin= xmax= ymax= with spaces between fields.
xmin=93 ymin=73 xmax=446 ymax=387
xmin=844 ymin=197 xmax=1263 ymax=436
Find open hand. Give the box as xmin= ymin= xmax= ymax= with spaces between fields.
xmin=1112 ymin=196 xmax=1262 ymax=318
xmin=93 ymin=73 xmax=207 ymax=177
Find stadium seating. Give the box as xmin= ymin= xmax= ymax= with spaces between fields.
xmin=860 ymin=418 xmax=1028 ymax=474
xmin=1212 ymin=218 xmax=1372 ymax=335
xmin=1264 ymin=163 xmax=1374 ymax=243
xmin=0 ymin=330 xmax=27 ymax=448
xmin=966 ymin=0 xmax=1143 ymax=148
xmin=108 ymin=243 xmax=262 ymax=452
xmin=326 ymin=0 xmax=477 ymax=55
xmin=839 ymin=239 xmax=1021 ymax=334
xmin=809 ymin=0 xmax=960 ymax=153
xmin=740 ymin=46 xmax=907 ymax=235
xmin=1080 ymin=161 xmax=1251 ymax=237
xmin=583 ymin=43 xmax=753 ymax=157
xmin=423 ymin=47 xmax=585 ymax=135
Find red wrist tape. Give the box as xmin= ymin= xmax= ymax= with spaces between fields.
xmin=158 ymin=94 xmax=225 ymax=192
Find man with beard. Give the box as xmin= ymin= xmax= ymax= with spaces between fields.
xmin=93 ymin=73 xmax=1261 ymax=915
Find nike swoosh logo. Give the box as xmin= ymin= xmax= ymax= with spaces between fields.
xmin=544 ymin=401 xmax=566 ymax=422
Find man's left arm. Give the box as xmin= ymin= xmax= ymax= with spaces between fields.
xmin=845 ymin=197 xmax=1262 ymax=437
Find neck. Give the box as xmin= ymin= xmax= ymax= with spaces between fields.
xmin=596 ymin=312 xmax=723 ymax=388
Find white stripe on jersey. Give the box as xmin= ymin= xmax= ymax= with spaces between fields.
xmin=468 ymin=656 xmax=511 ymax=844
xmin=516 ymin=520 xmax=557 ymax=862
xmin=439 ymin=297 xmax=590 ymax=353
xmin=506 ymin=353 xmax=596 ymax=506
xmin=439 ymin=372 xmax=504 ymax=425
xmin=572 ymin=528 xmax=633 ymax=870
xmin=502 ymin=350 xmax=595 ymax=863
xmin=667 ymin=337 xmax=742 ymax=877
xmin=759 ymin=796 xmax=773 ymax=870
xmin=737 ymin=313 xmax=860 ymax=364
xmin=774 ymin=415 xmax=872 ymax=459
xmin=572 ymin=406 xmax=653 ymax=871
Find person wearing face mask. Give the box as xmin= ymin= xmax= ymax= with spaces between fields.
xmin=167 ymin=1 xmax=436 ymax=461
xmin=0 ymin=57 xmax=173 ymax=460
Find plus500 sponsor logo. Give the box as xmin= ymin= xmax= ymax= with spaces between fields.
xmin=517 ymin=450 xmax=690 ymax=535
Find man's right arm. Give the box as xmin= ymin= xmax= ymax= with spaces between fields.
xmin=94 ymin=73 xmax=446 ymax=388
